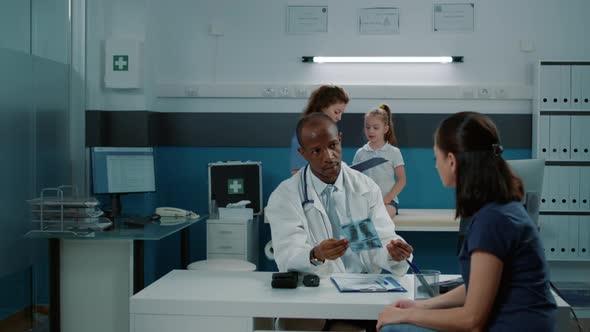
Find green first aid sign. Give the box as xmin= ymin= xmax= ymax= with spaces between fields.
xmin=228 ymin=178 xmax=244 ymax=194
xmin=113 ymin=55 xmax=129 ymax=71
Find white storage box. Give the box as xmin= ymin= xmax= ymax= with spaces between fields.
xmin=218 ymin=207 xmax=254 ymax=220
xmin=208 ymin=161 xmax=262 ymax=217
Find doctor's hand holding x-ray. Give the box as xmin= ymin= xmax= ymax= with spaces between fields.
xmin=267 ymin=113 xmax=413 ymax=277
xmin=313 ymin=238 xmax=412 ymax=263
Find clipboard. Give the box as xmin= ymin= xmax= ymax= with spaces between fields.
xmin=330 ymin=273 xmax=406 ymax=293
xmin=349 ymin=157 xmax=388 ymax=172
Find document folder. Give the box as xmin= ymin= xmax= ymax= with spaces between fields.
xmin=330 ymin=273 xmax=406 ymax=293
xmin=350 ymin=157 xmax=388 ymax=173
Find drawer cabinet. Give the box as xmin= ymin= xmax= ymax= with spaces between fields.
xmin=206 ymin=216 xmax=258 ymax=266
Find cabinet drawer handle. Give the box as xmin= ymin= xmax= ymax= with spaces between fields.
xmin=219 ymin=230 xmax=233 ymax=234
xmin=219 ymin=245 xmax=233 ymax=249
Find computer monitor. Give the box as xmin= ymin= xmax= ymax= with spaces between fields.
xmin=507 ymin=159 xmax=545 ymax=226
xmin=91 ymin=147 xmax=156 ymax=217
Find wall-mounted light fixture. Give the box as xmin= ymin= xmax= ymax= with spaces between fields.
xmin=301 ymin=56 xmax=464 ymax=64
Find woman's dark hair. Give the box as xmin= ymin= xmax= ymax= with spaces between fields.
xmin=303 ymin=85 xmax=349 ymax=116
xmin=366 ymin=104 xmax=398 ymax=146
xmin=435 ymin=112 xmax=524 ymax=218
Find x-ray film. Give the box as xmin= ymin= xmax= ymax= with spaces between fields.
xmin=341 ymin=219 xmax=382 ymax=253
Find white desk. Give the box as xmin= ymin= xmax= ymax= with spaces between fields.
xmin=394 ymin=209 xmax=459 ymax=232
xmin=130 ymin=270 xmax=571 ymax=332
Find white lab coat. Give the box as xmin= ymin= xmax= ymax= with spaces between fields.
xmin=267 ymin=163 xmax=410 ymax=277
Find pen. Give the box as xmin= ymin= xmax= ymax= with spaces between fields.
xmin=406 ymin=259 xmax=435 ymax=298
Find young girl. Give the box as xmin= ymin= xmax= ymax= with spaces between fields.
xmin=353 ymin=104 xmax=406 ymax=220
xmin=290 ymin=85 xmax=349 ymax=174
xmin=377 ymin=112 xmax=556 ymax=332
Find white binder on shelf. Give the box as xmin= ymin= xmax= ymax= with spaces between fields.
xmin=571 ymin=65 xmax=590 ymax=110
xmin=557 ymin=116 xmax=571 ymax=160
xmin=549 ymin=115 xmax=570 ymax=160
xmin=578 ymin=216 xmax=590 ymax=259
xmin=541 ymin=168 xmax=550 ymax=211
xmin=538 ymin=115 xmax=550 ymax=160
xmin=540 ymin=65 xmax=560 ymax=110
xmin=567 ymin=215 xmax=579 ymax=259
xmin=568 ymin=167 xmax=581 ymax=211
xmin=580 ymin=168 xmax=590 ymax=210
xmin=558 ymin=65 xmax=572 ymax=110
xmin=548 ymin=116 xmax=563 ymax=160
xmin=582 ymin=117 xmax=590 ymax=162
xmin=545 ymin=167 xmax=557 ymax=211
xmin=540 ymin=215 xmax=557 ymax=259
xmin=556 ymin=168 xmax=570 ymax=211
xmin=570 ymin=116 xmax=583 ymax=161
xmin=556 ymin=215 xmax=570 ymax=259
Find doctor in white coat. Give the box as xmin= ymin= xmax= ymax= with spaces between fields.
xmin=267 ymin=113 xmax=412 ymax=277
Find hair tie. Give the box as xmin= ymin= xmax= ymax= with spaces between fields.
xmin=492 ymin=143 xmax=504 ymax=156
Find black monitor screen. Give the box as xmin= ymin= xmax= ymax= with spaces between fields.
xmin=91 ymin=147 xmax=156 ymax=194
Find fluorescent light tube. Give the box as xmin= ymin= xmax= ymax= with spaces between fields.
xmin=301 ymin=56 xmax=463 ymax=63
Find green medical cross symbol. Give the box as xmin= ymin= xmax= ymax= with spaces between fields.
xmin=113 ymin=55 xmax=129 ymax=71
xmin=228 ymin=178 xmax=244 ymax=194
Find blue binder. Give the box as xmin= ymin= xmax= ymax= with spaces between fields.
xmin=330 ymin=273 xmax=406 ymax=293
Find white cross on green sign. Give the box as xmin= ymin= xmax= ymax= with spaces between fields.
xmin=113 ymin=55 xmax=129 ymax=71
xmin=228 ymin=179 xmax=244 ymax=194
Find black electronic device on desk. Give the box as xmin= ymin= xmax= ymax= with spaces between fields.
xmin=123 ymin=216 xmax=154 ymax=228
xmin=272 ymin=271 xmax=298 ymax=289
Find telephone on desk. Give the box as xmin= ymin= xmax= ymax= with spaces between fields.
xmin=122 ymin=208 xmax=199 ymax=228
xmin=155 ymin=207 xmax=199 ymax=219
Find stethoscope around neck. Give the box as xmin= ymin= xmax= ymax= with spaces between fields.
xmin=301 ymin=165 xmax=315 ymax=207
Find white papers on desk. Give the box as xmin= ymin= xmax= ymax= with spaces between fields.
xmin=330 ymin=273 xmax=406 ymax=293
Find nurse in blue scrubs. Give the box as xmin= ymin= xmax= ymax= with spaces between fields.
xmin=290 ymin=85 xmax=349 ymax=174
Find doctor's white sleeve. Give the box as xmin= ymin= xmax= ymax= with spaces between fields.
xmin=266 ymin=184 xmax=317 ymax=273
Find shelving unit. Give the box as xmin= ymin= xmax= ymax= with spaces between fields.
xmin=534 ymin=60 xmax=590 ymax=317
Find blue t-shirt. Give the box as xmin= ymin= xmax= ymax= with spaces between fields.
xmin=459 ymin=201 xmax=556 ymax=331
xmin=290 ymin=132 xmax=307 ymax=172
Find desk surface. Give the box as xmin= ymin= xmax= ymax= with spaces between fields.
xmin=394 ymin=209 xmax=459 ymax=232
xmin=131 ymin=270 xmax=415 ymax=320
xmin=131 ymin=270 xmax=571 ymax=330
xmin=24 ymin=215 xmax=207 ymax=240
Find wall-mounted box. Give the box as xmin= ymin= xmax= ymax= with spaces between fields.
xmin=104 ymin=39 xmax=142 ymax=89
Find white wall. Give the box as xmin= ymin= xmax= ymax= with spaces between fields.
xmin=86 ymin=0 xmax=590 ymax=113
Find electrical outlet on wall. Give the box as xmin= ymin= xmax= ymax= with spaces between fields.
xmin=495 ymin=87 xmax=508 ymax=99
xmin=262 ymin=87 xmax=276 ymax=97
xmin=185 ymin=87 xmax=198 ymax=97
xmin=478 ymin=87 xmax=491 ymax=99
xmin=278 ymin=87 xmax=289 ymax=97
xmin=462 ymin=87 xmax=475 ymax=99
xmin=295 ymin=87 xmax=307 ymax=98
